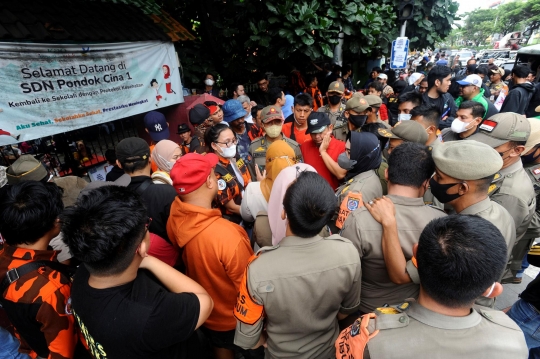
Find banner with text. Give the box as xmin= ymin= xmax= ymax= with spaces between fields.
xmin=0 ymin=41 xmax=183 ymax=145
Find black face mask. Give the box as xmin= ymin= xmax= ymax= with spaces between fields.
xmin=429 ymin=178 xmax=463 ymax=203
xmin=522 ymin=147 xmax=540 ymax=164
xmin=348 ymin=114 xmax=368 ymax=128
xmin=328 ymin=95 xmax=342 ymax=105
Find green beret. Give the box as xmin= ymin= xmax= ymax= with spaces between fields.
xmin=432 ymin=140 xmax=503 ymax=180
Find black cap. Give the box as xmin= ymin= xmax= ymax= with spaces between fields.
xmin=116 ymin=137 xmax=150 ymax=163
xmin=189 ymin=104 xmax=210 ymax=125
xmin=177 ymin=123 xmax=191 ymax=134
xmin=306 ymin=112 xmax=331 ymax=134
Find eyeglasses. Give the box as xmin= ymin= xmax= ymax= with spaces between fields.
xmin=214 ymin=138 xmax=238 ymax=148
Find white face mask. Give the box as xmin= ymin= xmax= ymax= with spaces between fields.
xmin=205 ymin=79 xmax=215 ymax=86
xmin=218 ymin=144 xmax=237 ymax=158
xmin=398 ymin=114 xmax=412 ymax=121
xmin=451 ymin=118 xmax=474 ymax=134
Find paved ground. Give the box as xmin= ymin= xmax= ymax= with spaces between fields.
xmin=495 ymin=265 xmax=539 ymax=310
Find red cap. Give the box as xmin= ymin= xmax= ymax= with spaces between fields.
xmin=170 ymin=153 xmax=219 ymax=195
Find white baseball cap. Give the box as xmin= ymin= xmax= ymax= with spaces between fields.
xmin=377 ymin=73 xmax=388 ymax=80
xmin=457 ymin=74 xmax=483 ymax=87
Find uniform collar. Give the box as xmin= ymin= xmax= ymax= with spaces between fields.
xmin=3 ymin=245 xmax=59 ymax=262
xmin=278 ymin=235 xmax=323 ymax=247
xmin=499 ymin=160 xmax=523 ymax=177
xmin=460 ymin=197 xmax=491 ymax=215
xmin=386 ymin=194 xmax=426 ymax=206
xmin=408 ymin=301 xmax=482 ymax=330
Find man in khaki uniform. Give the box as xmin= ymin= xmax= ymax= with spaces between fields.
xmin=376 ymin=121 xmax=429 ymax=195
xmin=370 ymin=141 xmax=516 ymax=308
xmin=513 ymin=118 xmax=540 ymax=283
xmin=331 ymin=131 xmax=383 ymax=233
xmin=337 ymin=216 xmax=528 ymax=359
xmin=363 ymin=95 xmax=390 ymax=129
xmin=467 ymin=113 xmax=536 ymax=278
xmin=318 ymin=81 xmax=348 ymax=141
xmin=340 ymin=142 xmax=446 ymax=313
xmin=234 ymin=171 xmax=360 ymax=359
xmin=343 ymin=96 xmax=371 ymax=133
xmin=249 ymin=105 xmax=302 ymax=173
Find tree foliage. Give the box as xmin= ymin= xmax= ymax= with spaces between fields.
xmin=166 ymin=0 xmax=457 ymax=86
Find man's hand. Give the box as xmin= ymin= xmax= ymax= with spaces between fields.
xmin=365 ymin=196 xmax=396 ymax=226
xmin=319 ymin=132 xmax=331 ymax=154
xmin=255 ymin=164 xmax=267 ymax=181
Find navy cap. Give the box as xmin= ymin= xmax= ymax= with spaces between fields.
xmin=306 ymin=112 xmax=331 ymax=134
xmin=143 ymin=111 xmax=169 ymax=142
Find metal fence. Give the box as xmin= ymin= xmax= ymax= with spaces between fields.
xmin=0 ymin=117 xmax=139 ymax=180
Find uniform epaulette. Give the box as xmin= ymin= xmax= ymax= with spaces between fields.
xmin=475 ymin=306 xmax=526 ymax=331
xmin=255 ymin=245 xmax=279 ymax=255
xmin=488 ymin=173 xmax=503 ymax=195
xmin=372 ymin=302 xmax=411 ymax=331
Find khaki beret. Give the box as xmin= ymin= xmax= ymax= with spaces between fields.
xmin=378 ymin=120 xmax=428 ymax=144
xmin=432 ymin=140 xmax=503 ymax=180
xmin=6 ymin=154 xmax=49 ymax=184
xmin=346 ymin=97 xmax=371 ymax=113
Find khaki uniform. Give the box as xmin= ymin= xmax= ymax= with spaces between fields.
xmin=331 ymin=170 xmax=383 ymax=233
xmin=406 ymin=197 xmax=516 ymax=307
xmin=234 ymin=235 xmax=361 ymax=359
xmin=340 ymin=194 xmax=446 ymax=313
xmin=441 ymin=128 xmax=466 ymax=142
xmin=248 ymin=136 xmax=302 ymax=172
xmin=361 ymin=301 xmax=528 ymax=359
xmin=376 ymin=157 xmax=388 ymax=195
xmin=489 ymin=161 xmax=536 ymax=274
xmin=317 ymin=104 xmax=348 ymax=142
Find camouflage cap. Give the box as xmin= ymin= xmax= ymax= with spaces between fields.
xmin=378 ymin=120 xmax=429 ymax=144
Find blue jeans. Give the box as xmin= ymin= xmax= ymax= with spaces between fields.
xmin=508 ymin=299 xmax=540 ymax=358
xmin=0 ymin=327 xmax=30 ymax=359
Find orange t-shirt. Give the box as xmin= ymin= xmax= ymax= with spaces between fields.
xmin=282 ymin=122 xmax=311 ymax=145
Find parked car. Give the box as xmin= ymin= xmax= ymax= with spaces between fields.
xmin=457 ymin=51 xmax=473 ymax=66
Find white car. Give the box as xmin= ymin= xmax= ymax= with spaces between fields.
xmin=457 ymin=51 xmax=473 ymax=66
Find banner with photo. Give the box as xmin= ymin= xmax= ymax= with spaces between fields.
xmin=0 ymin=41 xmax=183 ymax=145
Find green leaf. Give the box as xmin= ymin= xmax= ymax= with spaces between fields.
xmin=266 ymin=3 xmax=278 ymax=14
xmin=327 ymin=8 xmax=338 ymax=18
xmin=342 ymin=24 xmax=353 ymax=35
xmin=302 ymin=36 xmax=315 ymax=46
xmin=320 ymin=43 xmax=333 ymax=57
xmin=361 ymin=27 xmax=370 ymax=36
xmin=295 ymin=28 xmax=305 ymax=36
xmin=249 ymin=22 xmax=258 ymax=35
xmin=268 ymin=17 xmax=279 ymax=24
xmin=250 ymin=35 xmax=260 ymax=41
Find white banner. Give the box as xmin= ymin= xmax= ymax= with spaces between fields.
xmin=0 ymin=41 xmax=183 ymax=145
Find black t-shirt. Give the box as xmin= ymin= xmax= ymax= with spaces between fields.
xmin=521 ymin=273 xmax=540 ymax=310
xmin=106 ymin=165 xmax=125 ymax=182
xmin=71 ymin=265 xmax=200 ymax=359
xmin=128 ymin=176 xmax=177 ymax=243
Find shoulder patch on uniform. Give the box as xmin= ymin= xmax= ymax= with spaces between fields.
xmin=376 ymin=307 xmax=400 ymax=314
xmin=492 ymin=172 xmax=502 ymax=182
xmin=223 ymin=173 xmax=234 ymax=182
xmin=237 ymin=158 xmax=245 ymax=168
xmin=217 ymin=179 xmax=227 ymax=190
xmin=254 ymin=146 xmax=265 ymax=152
xmin=488 ymin=182 xmax=501 ymax=195
xmin=341 ymin=185 xmax=350 ymax=194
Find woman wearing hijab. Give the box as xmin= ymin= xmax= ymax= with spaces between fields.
xmin=150 ymin=140 xmax=182 ymax=185
xmin=331 ymin=131 xmax=383 ymax=232
xmin=252 ymin=163 xmax=317 ymax=248
xmin=240 ymin=140 xmax=295 ymax=223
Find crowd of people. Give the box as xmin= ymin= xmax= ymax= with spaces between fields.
xmin=3 ymin=58 xmax=540 ymax=359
